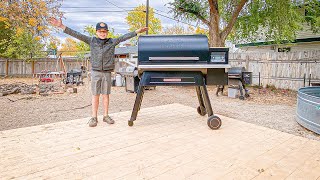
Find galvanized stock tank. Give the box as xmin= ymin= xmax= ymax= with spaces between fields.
xmin=296 ymin=87 xmax=320 ymax=134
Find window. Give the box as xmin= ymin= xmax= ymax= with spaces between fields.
xmin=278 ymin=47 xmax=291 ymax=52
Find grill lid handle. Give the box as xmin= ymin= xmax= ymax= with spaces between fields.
xmin=149 ymin=57 xmax=199 ymax=61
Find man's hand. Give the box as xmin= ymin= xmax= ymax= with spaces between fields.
xmin=135 ymin=27 xmax=148 ymax=34
xmin=49 ymin=17 xmax=66 ymax=30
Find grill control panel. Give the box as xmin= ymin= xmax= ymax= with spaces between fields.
xmin=209 ymin=47 xmax=229 ymax=64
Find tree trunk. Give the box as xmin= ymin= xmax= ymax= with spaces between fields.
xmin=208 ymin=26 xmax=225 ymax=47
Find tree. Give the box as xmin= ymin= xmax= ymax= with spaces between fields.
xmin=47 ymin=36 xmax=60 ymax=56
xmin=0 ymin=0 xmax=62 ymax=39
xmin=163 ymin=25 xmax=194 ymax=34
xmin=60 ymin=38 xmax=78 ymax=57
xmin=162 ymin=24 xmax=208 ymax=35
xmin=168 ymin=0 xmax=320 ymax=47
xmin=0 ymin=0 xmax=62 ymax=58
xmin=126 ymin=5 xmax=162 ymax=35
xmin=1 ymin=28 xmax=45 ymax=59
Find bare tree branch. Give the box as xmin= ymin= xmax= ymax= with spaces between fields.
xmin=177 ymin=7 xmax=210 ymax=26
xmin=221 ymin=0 xmax=248 ymax=40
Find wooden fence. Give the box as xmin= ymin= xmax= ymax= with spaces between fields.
xmin=229 ymin=50 xmax=320 ymax=90
xmin=1 ymin=50 xmax=319 ymax=90
xmin=0 ymin=58 xmax=88 ymax=77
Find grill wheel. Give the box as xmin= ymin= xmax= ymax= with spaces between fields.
xmin=207 ymin=116 xmax=222 ymax=130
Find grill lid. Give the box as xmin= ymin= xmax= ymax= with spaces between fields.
xmin=138 ymin=35 xmax=209 ymax=63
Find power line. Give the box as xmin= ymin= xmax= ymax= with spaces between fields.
xmin=153 ymin=11 xmax=198 ymax=28
xmin=105 ymin=0 xmax=129 ymax=12
xmin=63 ymin=10 xmax=143 ymax=13
xmin=61 ymin=6 xmax=136 ymax=9
xmin=154 ymin=8 xmax=169 ymax=14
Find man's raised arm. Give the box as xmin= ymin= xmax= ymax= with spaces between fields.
xmin=113 ymin=27 xmax=148 ymax=45
xmin=49 ymin=17 xmax=91 ymax=44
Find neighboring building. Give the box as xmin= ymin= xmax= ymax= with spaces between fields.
xmin=114 ymin=46 xmax=138 ymax=73
xmin=115 ymin=46 xmax=138 ymax=60
xmin=235 ymin=29 xmax=320 ymax=52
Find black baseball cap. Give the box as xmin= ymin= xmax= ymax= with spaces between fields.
xmin=96 ymin=22 xmax=108 ymax=31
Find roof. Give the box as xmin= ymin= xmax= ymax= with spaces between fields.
xmin=114 ymin=46 xmax=138 ymax=55
xmin=235 ymin=37 xmax=320 ymax=48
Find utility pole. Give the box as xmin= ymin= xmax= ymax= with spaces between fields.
xmin=146 ymin=0 xmax=149 ymax=35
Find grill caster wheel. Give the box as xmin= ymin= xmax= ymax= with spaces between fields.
xmin=207 ymin=116 xmax=222 ymax=130
xmin=239 ymin=96 xmax=245 ymax=100
xmin=197 ymin=106 xmax=206 ymax=116
xmin=128 ymin=121 xmax=134 ymax=127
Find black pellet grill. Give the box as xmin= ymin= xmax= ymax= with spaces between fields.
xmin=228 ymin=67 xmax=252 ymax=100
xmin=129 ymin=35 xmax=230 ymax=130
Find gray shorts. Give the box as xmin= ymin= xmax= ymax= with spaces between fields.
xmin=91 ymin=70 xmax=111 ymax=95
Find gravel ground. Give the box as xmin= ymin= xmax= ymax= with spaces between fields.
xmin=1 ymin=77 xmax=319 ymax=141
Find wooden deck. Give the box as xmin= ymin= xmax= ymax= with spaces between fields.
xmin=1 ymin=103 xmax=320 ymax=180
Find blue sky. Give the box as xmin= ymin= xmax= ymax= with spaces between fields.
xmin=54 ymin=0 xmax=199 ymax=43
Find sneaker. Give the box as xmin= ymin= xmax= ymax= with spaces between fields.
xmin=103 ymin=115 xmax=115 ymax=124
xmin=88 ymin=117 xmax=98 ymax=127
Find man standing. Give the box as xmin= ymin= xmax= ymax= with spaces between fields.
xmin=50 ymin=17 xmax=148 ymax=127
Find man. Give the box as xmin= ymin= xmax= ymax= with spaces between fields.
xmin=50 ymin=17 xmax=148 ymax=127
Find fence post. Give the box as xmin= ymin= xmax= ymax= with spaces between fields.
xmin=31 ymin=60 xmax=35 ymax=76
xmin=5 ymin=59 xmax=9 ymax=76
xmin=309 ymin=74 xmax=312 ymax=86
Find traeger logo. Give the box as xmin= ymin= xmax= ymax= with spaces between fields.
xmin=160 ymin=39 xmax=184 ymax=49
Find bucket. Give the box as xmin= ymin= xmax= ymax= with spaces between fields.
xmin=115 ymin=74 xmax=123 ymax=87
xmin=228 ymin=88 xmax=237 ymax=98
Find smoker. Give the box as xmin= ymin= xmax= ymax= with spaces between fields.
xmin=129 ymin=34 xmax=230 ymax=130
xmin=228 ymin=67 xmax=252 ymax=100
xmin=122 ymin=67 xmax=139 ymax=93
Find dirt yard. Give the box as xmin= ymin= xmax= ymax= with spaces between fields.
xmin=1 ymin=77 xmax=319 ymax=141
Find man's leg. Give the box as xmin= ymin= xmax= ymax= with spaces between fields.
xmin=92 ymin=95 xmax=100 ymax=118
xmin=102 ymin=94 xmax=114 ymax=124
xmin=102 ymin=72 xmax=114 ymax=124
xmin=102 ymin=94 xmax=109 ymax=116
xmin=88 ymin=70 xmax=101 ymax=127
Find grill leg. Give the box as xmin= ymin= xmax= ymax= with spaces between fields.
xmin=200 ymin=85 xmax=213 ymax=117
xmin=129 ymin=85 xmax=144 ymax=125
xmin=196 ymin=86 xmax=207 ymax=116
xmin=196 ymin=86 xmax=205 ymax=108
xmin=138 ymin=87 xmax=145 ymax=111
xmin=239 ymin=83 xmax=245 ymax=100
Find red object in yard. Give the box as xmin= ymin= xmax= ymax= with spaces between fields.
xmin=40 ymin=77 xmax=54 ymax=82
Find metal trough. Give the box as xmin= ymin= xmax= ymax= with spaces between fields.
xmin=296 ymin=87 xmax=320 ymax=134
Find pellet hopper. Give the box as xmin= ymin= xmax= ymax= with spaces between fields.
xmin=129 ymin=34 xmax=230 ymax=130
